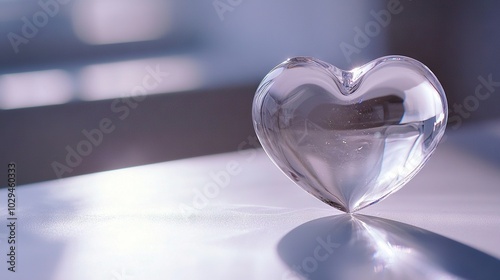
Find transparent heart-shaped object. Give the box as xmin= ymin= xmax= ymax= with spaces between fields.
xmin=253 ymin=56 xmax=448 ymax=213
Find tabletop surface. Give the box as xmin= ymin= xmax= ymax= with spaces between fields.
xmin=1 ymin=120 xmax=500 ymax=280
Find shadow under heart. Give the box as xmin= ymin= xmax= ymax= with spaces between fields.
xmin=277 ymin=214 xmax=500 ymax=280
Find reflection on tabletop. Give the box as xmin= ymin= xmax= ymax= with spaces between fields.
xmin=278 ymin=214 xmax=500 ymax=280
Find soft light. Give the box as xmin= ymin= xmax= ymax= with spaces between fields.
xmin=71 ymin=0 xmax=171 ymax=45
xmin=79 ymin=56 xmax=202 ymax=101
xmin=0 ymin=69 xmax=73 ymax=109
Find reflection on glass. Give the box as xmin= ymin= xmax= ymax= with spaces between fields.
xmin=278 ymin=214 xmax=500 ymax=280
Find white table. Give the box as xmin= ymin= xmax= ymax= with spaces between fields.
xmin=1 ymin=121 xmax=500 ymax=280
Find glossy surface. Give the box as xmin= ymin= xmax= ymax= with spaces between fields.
xmin=253 ymin=56 xmax=448 ymax=212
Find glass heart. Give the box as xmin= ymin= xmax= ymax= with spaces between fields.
xmin=252 ymin=56 xmax=448 ymax=213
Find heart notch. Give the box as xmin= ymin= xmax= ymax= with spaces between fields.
xmin=253 ymin=56 xmax=448 ymax=213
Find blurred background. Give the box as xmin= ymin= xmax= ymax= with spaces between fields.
xmin=0 ymin=0 xmax=499 ymax=185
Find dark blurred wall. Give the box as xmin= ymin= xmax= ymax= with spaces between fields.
xmin=387 ymin=0 xmax=500 ymax=129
